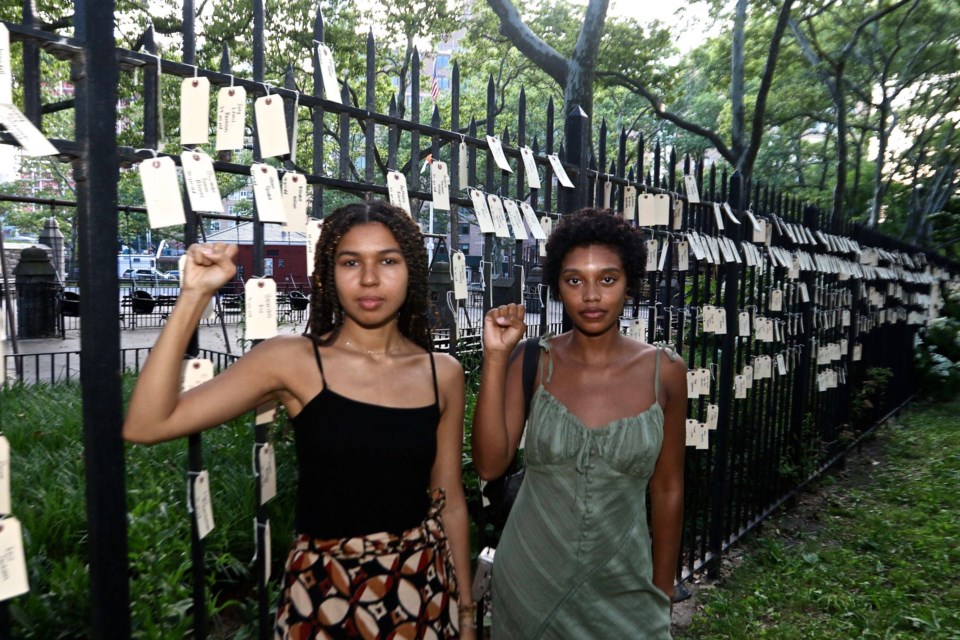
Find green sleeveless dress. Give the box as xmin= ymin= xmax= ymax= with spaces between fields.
xmin=491 ymin=337 xmax=673 ymax=639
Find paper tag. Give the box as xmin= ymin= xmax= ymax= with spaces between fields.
xmin=281 ymin=172 xmax=308 ymax=233
xmin=181 ymin=150 xmax=225 ymax=213
xmin=687 ymin=233 xmax=705 ymax=261
xmin=251 ymin=164 xmax=286 ymax=223
xmin=743 ymin=365 xmax=754 ymax=388
xmin=430 ymin=161 xmax=451 ymax=211
xmin=256 ymin=402 xmax=277 ymax=425
xmin=853 ymin=344 xmax=862 ymax=361
xmin=623 ymin=186 xmax=637 ymax=221
xmin=602 ymin=180 xmax=613 ymax=209
xmin=306 ymin=218 xmax=323 ymax=275
xmin=714 ymin=306 xmax=727 ymax=335
xmin=684 ymin=174 xmax=700 ymax=203
xmin=626 ymin=317 xmax=646 ymax=341
xmin=672 ymin=198 xmax=683 ymax=230
xmin=842 ymin=309 xmax=851 ymax=327
xmin=776 ymin=353 xmax=788 ymax=375
xmin=0 ymin=517 xmax=30 ymax=600
xmin=519 ymin=146 xmax=541 ymax=188
xmin=452 ymin=251 xmax=468 ymax=300
xmin=744 ymin=208 xmax=761 ymax=233
xmin=180 ymin=76 xmax=210 ymax=145
xmin=245 ymin=278 xmax=278 ymax=340
xmin=503 ymin=199 xmax=528 ymax=240
xmin=722 ymin=202 xmax=740 ymax=225
xmin=695 ymin=423 xmax=709 ymax=450
xmin=686 ymin=371 xmax=699 ymax=398
xmin=711 ymin=203 xmax=725 ymax=232
xmin=770 ymin=288 xmax=783 ymax=312
xmin=657 ymin=240 xmax=669 ymax=272
xmin=698 ymin=368 xmax=711 ymax=396
xmin=521 ymin=202 xmax=547 ymax=240
xmin=645 ymin=239 xmax=658 ymax=272
xmin=387 ymin=170 xmax=412 ymax=216
xmin=470 ymin=189 xmax=494 ymax=233
xmin=458 ymin=141 xmax=468 ymax=186
xmin=637 ymin=193 xmax=655 ymax=226
xmin=140 ymin=157 xmax=187 ymax=228
xmin=706 ymin=404 xmax=719 ymax=430
xmin=258 ymin=443 xmax=277 ymax=505
xmin=654 ymin=194 xmax=670 ymax=226
xmin=685 ymin=419 xmax=699 ymax=447
xmin=0 ymin=103 xmax=58 ymax=156
xmin=180 ymin=358 xmax=214 ymax=392
xmin=315 ymin=43 xmax=341 ymax=103
xmin=734 ymin=375 xmax=747 ymax=399
xmin=547 ymin=154 xmax=574 ymax=188
xmin=0 ymin=436 xmax=9 ymax=514
xmin=799 ymin=282 xmax=810 ymax=303
xmin=487 ymin=194 xmax=512 ymax=238
xmin=192 ymin=470 xmax=215 ymax=540
xmin=261 ymin=519 xmax=272 ymax=584
xmin=676 ymin=241 xmax=689 ymax=271
xmin=486 ymin=135 xmax=513 ymax=173
xmin=738 ymin=311 xmax=750 ymax=337
xmin=215 ymin=85 xmax=246 ymax=151
xmin=254 ymin=95 xmax=290 ymax=158
xmin=752 ymin=219 xmax=767 ymax=244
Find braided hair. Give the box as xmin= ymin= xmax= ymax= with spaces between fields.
xmin=305 ymin=200 xmax=432 ymax=352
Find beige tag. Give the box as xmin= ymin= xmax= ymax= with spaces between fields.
xmin=637 ymin=193 xmax=656 ymax=226
xmin=486 ymin=135 xmax=513 ymax=173
xmin=738 ymin=311 xmax=750 ymax=337
xmin=386 ymin=170 xmax=412 ymax=216
xmin=706 ymin=404 xmax=719 ymax=430
xmin=734 ymin=375 xmax=747 ymax=399
xmin=522 ymin=202 xmax=547 ymax=240
xmin=180 ymin=77 xmax=210 ymax=145
xmin=140 ymin=156 xmax=186 ymax=228
xmin=711 ymin=203 xmax=725 ymax=232
xmin=841 ymin=338 xmax=849 ymax=355
xmin=539 ymin=216 xmax=553 ymax=257
xmin=256 ymin=402 xmax=277 ymax=425
xmin=469 ymin=189 xmax=494 ymax=233
xmin=697 ymin=368 xmax=711 ymax=396
xmin=487 ymin=194 xmax=511 ymax=238
xmin=702 ymin=305 xmax=717 ymax=334
xmin=602 ymin=180 xmax=613 ymax=209
xmin=503 ymin=199 xmax=528 ymax=241
xmin=258 ymin=443 xmax=277 ymax=505
xmin=251 ymin=164 xmax=286 ymax=223
xmin=685 ymin=419 xmax=699 ymax=447
xmin=181 ymin=150 xmax=224 ymax=213
xmin=458 ymin=141 xmax=468 ymax=186
xmin=696 ymin=423 xmax=709 ymax=450
xmin=0 ymin=104 xmax=58 ymax=156
xmin=683 ymin=174 xmax=700 ymax=203
xmin=0 ymin=436 xmax=9 ymax=515
xmin=0 ymin=24 xmax=11 ymax=104
xmin=0 ymin=517 xmax=30 ymax=599
xmin=853 ymin=344 xmax=863 ymax=361
xmin=743 ymin=365 xmax=754 ymax=389
xmin=657 ymin=240 xmax=669 ymax=272
xmin=191 ymin=470 xmax=215 ymax=540
xmin=686 ymin=371 xmax=699 ymax=398
xmin=776 ymin=353 xmax=788 ymax=375
xmin=254 ymin=95 xmax=290 ymax=158
xmin=452 ymin=252 xmax=468 ymax=300
xmin=677 ymin=241 xmax=689 ymax=271
xmin=282 ymin=172 xmax=309 ymax=233
xmin=744 ymin=208 xmax=761 ymax=233
xmin=722 ymin=202 xmax=740 ymax=225
xmin=752 ymin=219 xmax=767 ymax=244
xmin=306 ymin=218 xmax=323 ymax=275
xmin=315 ymin=43 xmax=341 ymax=103
xmin=215 ymin=85 xmax=246 ymax=151
xmin=430 ymin=161 xmax=451 ymax=211
xmin=623 ymin=186 xmax=637 ymax=221
xmin=714 ymin=307 xmax=727 ymax=335
xmin=672 ymin=198 xmax=683 ymax=230
xmin=520 ymin=146 xmax=540 ymax=188
xmin=180 ymin=358 xmax=214 ymax=392
xmin=245 ymin=278 xmax=278 ymax=340
xmin=770 ymin=288 xmax=783 ymax=312
xmin=547 ymin=154 xmax=574 ymax=188
xmin=654 ymin=194 xmax=670 ymax=226
xmin=645 ymin=239 xmax=658 ymax=272
xmin=262 ymin=519 xmax=272 ymax=584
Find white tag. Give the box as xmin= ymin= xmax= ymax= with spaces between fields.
xmin=696 ymin=423 xmax=709 ymax=450
xmin=697 ymin=368 xmax=711 ymax=396
xmin=519 ymin=146 xmax=541 ymax=188
xmin=245 ymin=278 xmax=278 ymax=340
xmin=486 ymin=135 xmax=513 ymax=173
xmin=717 ymin=236 xmax=735 ymax=262
xmin=744 ymin=208 xmax=761 ymax=232
xmin=687 ymin=233 xmax=706 ymax=261
xmin=672 ymin=198 xmax=683 ymax=230
xmin=521 ymin=202 xmax=547 ymax=240
xmin=387 ymin=170 xmax=412 ymax=216
xmin=261 ymin=519 xmax=272 ymax=584
xmin=215 ymin=85 xmax=246 ymax=151
xmin=180 ymin=358 xmax=214 ymax=392
xmin=841 ymin=338 xmax=849 ymax=356
xmin=637 ymin=193 xmax=656 ymax=226
xmin=452 ymin=251 xmax=468 ymax=300
xmin=738 ymin=311 xmax=750 ymax=337
xmin=853 ymin=344 xmax=862 ymax=361
xmin=734 ymin=375 xmax=747 ymax=399
xmin=623 ymin=186 xmax=637 ymax=221
xmin=258 ymin=443 xmax=277 ymax=505
xmin=458 ymin=141 xmax=468 ymax=186
xmin=743 ymin=365 xmax=754 ymax=389
xmin=181 ymin=150 xmax=225 ymax=213
xmin=315 ymin=43 xmax=341 ymax=103
xmin=180 ymin=77 xmax=210 ymax=145
xmin=683 ymin=174 xmax=700 ymax=203
xmin=602 ymin=180 xmax=613 ymax=209
xmin=470 ymin=189 xmax=494 ymax=233
xmin=430 ymin=161 xmax=451 ymax=211
xmin=251 ymin=164 xmax=286 ymax=223
xmin=140 ymin=157 xmax=186 ymax=228
xmin=776 ymin=353 xmax=788 ymax=375
xmin=712 ymin=203 xmax=725 ymax=232
xmin=842 ymin=309 xmax=851 ymax=327
xmin=686 ymin=371 xmax=699 ymax=398
xmin=487 ymin=194 xmax=512 ymax=238
xmin=654 ymin=194 xmax=670 ymax=226
xmin=0 ymin=24 xmax=11 ymax=105
xmin=0 ymin=517 xmax=30 ymax=599
xmin=0 ymin=436 xmax=9 ymax=514
xmin=722 ymin=202 xmax=740 ymax=225
xmin=305 ymin=218 xmax=323 ymax=276
xmin=770 ymin=288 xmax=783 ymax=312
xmin=626 ymin=317 xmax=646 ymax=341
xmin=702 ymin=305 xmax=717 ymax=334
xmin=685 ymin=419 xmax=699 ymax=447
xmin=657 ymin=240 xmax=669 ymax=272
xmin=706 ymin=404 xmax=719 ymax=430
xmin=752 ymin=219 xmax=767 ymax=244
xmin=192 ymin=470 xmax=215 ymax=540
xmin=503 ymin=199 xmax=528 ymax=240
xmin=254 ymin=95 xmax=290 ymax=158
xmin=547 ymin=154 xmax=574 ymax=188
xmin=714 ymin=307 xmax=727 ymax=335
xmin=281 ymin=172 xmax=308 ymax=233
xmin=645 ymin=240 xmax=658 ymax=272
xmin=799 ymin=282 xmax=810 ymax=303
xmin=677 ymin=241 xmax=689 ymax=271
xmin=0 ymin=104 xmax=58 ymax=156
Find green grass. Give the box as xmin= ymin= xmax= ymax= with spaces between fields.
xmin=678 ymin=398 xmax=960 ymax=639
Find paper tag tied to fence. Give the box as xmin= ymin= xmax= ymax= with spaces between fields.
xmin=191 ymin=470 xmax=215 ymax=540
xmin=181 ymin=150 xmax=224 ymax=213
xmin=258 ymin=442 xmax=277 ymax=505
xmin=487 ymin=194 xmax=512 ymax=239
xmin=306 ymin=218 xmax=323 ymax=275
xmin=547 ymin=154 xmax=574 ymax=188
xmin=683 ymin=174 xmax=700 ymax=204
xmin=539 ymin=216 xmax=553 ymax=257
xmin=706 ymin=404 xmax=719 ymax=430
xmin=644 ymin=239 xmax=658 ymax=272
xmin=216 ymin=85 xmax=246 ymax=151
xmin=0 ymin=436 xmax=9 ymax=515
xmin=315 ymin=42 xmax=341 ymax=104
xmin=676 ymin=241 xmax=689 ymax=271
xmin=452 ymin=251 xmax=468 ymax=300
xmin=260 ymin=519 xmax=272 ymax=584
xmin=734 ymin=375 xmax=747 ymax=399
xmin=180 ymin=76 xmax=210 ymax=145
xmin=637 ymin=193 xmax=656 ymax=226
xmin=457 ymin=141 xmax=468 ymax=186
xmin=627 ymin=317 xmax=646 ymax=342
xmin=254 ymin=94 xmax=290 ymax=159
xmin=738 ymin=311 xmax=751 ymax=337
xmin=503 ymin=199 xmax=528 ymax=240
xmin=672 ymin=198 xmax=683 ymax=230
xmin=0 ymin=517 xmax=30 ymax=600
xmin=469 ymin=189 xmax=494 ymax=233
xmin=245 ymin=278 xmax=278 ymax=340
xmin=430 ymin=161 xmax=451 ymax=211
xmin=521 ymin=202 xmax=547 ymax=240
xmin=685 ymin=419 xmax=699 ymax=447
xmin=686 ymin=371 xmax=699 ymax=398
xmin=281 ymin=172 xmax=308 ymax=233
xmin=387 ymin=170 xmax=412 ymax=216
xmin=623 ymin=186 xmax=637 ymax=221
xmin=654 ymin=194 xmax=670 ymax=226
xmin=180 ymin=358 xmax=214 ymax=392
xmin=486 ymin=135 xmax=513 ymax=173
xmin=251 ymin=164 xmax=286 ymax=223
xmin=140 ymin=156 xmax=186 ymax=228
xmin=770 ymin=288 xmax=784 ymax=312
xmin=602 ymin=180 xmax=613 ymax=209
xmin=519 ymin=146 xmax=540 ymax=188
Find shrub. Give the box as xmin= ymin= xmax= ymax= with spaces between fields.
xmin=915 ymin=285 xmax=960 ymax=400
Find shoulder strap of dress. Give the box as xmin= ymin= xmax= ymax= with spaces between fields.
xmin=312 ymin=342 xmax=325 ymax=383
xmin=429 ymin=352 xmax=440 ymax=406
xmin=654 ymin=344 xmax=663 ymax=402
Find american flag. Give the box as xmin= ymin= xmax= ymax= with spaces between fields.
xmin=430 ymin=62 xmax=440 ymax=103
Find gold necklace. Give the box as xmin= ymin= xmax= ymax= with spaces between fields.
xmin=341 ymin=339 xmax=403 ymax=356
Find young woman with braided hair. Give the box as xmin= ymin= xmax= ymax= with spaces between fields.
xmin=124 ymin=200 xmax=476 ymax=639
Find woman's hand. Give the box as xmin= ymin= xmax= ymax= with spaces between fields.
xmin=182 ymin=243 xmax=239 ymax=297
xmin=482 ymin=303 xmax=527 ymax=356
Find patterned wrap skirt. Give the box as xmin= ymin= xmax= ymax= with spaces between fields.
xmin=275 ymin=493 xmax=460 ymax=639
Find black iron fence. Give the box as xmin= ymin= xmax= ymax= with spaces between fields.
xmin=0 ymin=0 xmax=957 ymax=637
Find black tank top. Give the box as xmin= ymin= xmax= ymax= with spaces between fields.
xmin=291 ymin=345 xmax=441 ymax=538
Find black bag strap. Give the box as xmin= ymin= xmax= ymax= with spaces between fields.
xmin=521 ymin=337 xmax=540 ymax=421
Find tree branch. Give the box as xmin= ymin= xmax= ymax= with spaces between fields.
xmin=485 ymin=0 xmax=569 ymax=86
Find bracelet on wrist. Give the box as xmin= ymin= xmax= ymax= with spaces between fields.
xmin=458 ymin=601 xmax=478 ymax=618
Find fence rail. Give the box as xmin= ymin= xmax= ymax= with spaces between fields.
xmin=0 ymin=1 xmax=957 ymax=638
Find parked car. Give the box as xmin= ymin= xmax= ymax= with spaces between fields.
xmin=121 ymin=268 xmax=178 ymax=282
